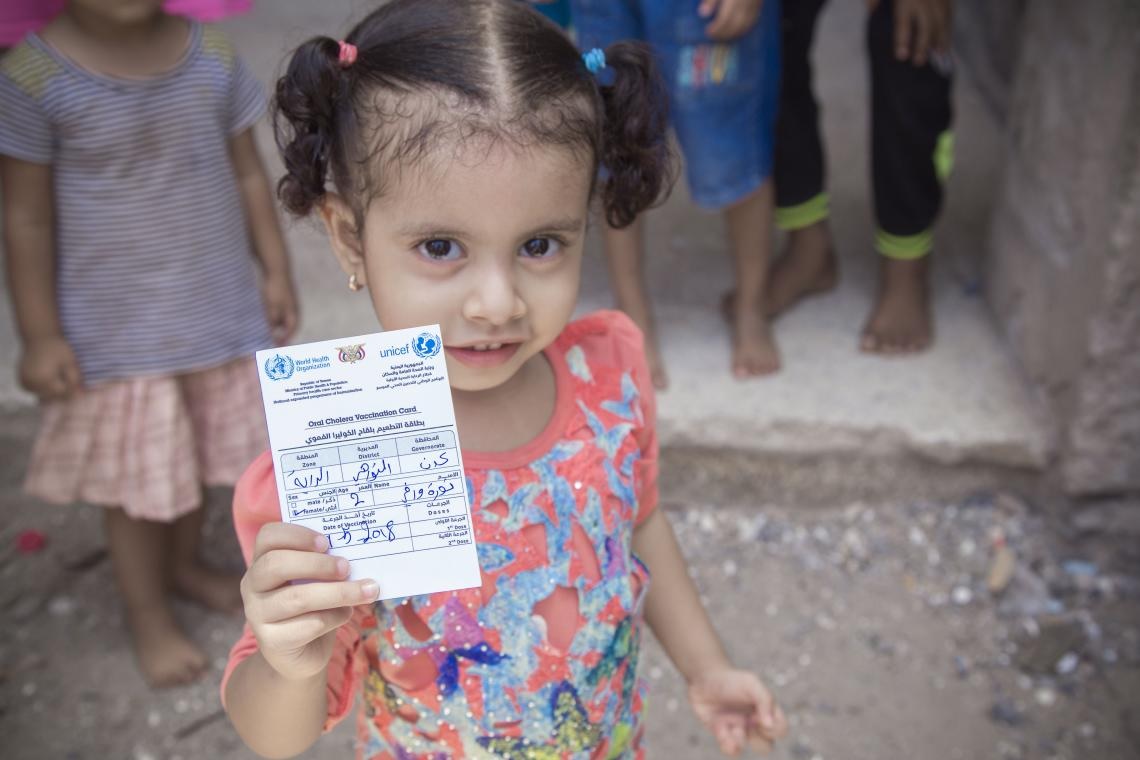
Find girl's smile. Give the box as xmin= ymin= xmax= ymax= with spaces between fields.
xmin=445 ymin=341 xmax=522 ymax=368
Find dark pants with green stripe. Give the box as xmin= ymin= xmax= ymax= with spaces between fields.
xmin=773 ymin=0 xmax=954 ymax=259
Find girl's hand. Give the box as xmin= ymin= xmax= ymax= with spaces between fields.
xmin=19 ymin=335 xmax=82 ymax=401
xmin=241 ymin=523 xmax=379 ymax=682
xmin=699 ymin=0 xmax=764 ymax=42
xmin=688 ymin=667 xmax=788 ymax=756
xmin=261 ymin=273 xmax=300 ymax=345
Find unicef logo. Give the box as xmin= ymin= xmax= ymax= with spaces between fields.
xmin=264 ymin=353 xmax=295 ymax=381
xmin=412 ymin=332 xmax=442 ymax=358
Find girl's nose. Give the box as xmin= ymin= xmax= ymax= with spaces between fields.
xmin=460 ymin=261 xmax=527 ymax=327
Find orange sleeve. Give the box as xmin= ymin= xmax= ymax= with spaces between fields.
xmin=601 ymin=311 xmax=660 ymax=525
xmin=218 ymin=452 xmax=363 ymax=732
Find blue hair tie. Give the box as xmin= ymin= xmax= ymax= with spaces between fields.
xmin=582 ymin=48 xmax=606 ymax=74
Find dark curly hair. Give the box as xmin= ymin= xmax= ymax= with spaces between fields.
xmin=273 ymin=0 xmax=675 ymax=229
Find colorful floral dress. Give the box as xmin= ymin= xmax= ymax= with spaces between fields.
xmin=222 ymin=311 xmax=660 ymax=759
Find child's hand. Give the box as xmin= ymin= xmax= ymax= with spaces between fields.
xmin=262 ymin=273 xmax=300 ymax=345
xmin=688 ymin=667 xmax=788 ymax=756
xmin=19 ymin=336 xmax=83 ymax=401
xmin=869 ymin=0 xmax=952 ymax=66
xmin=241 ymin=523 xmax=379 ymax=682
xmin=699 ymin=0 xmax=765 ymax=42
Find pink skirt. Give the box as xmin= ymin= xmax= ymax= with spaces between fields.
xmin=24 ymin=357 xmax=268 ymax=522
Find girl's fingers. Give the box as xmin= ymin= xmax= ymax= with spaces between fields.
xmin=894 ymin=5 xmax=914 ymax=60
xmin=253 ymin=522 xmax=329 ymax=561
xmin=258 ymin=578 xmax=379 ymax=623
xmin=699 ymin=0 xmax=721 ymax=19
xmin=770 ymin=704 xmax=789 ymax=738
xmin=61 ymin=357 xmax=82 ymax=394
xmin=247 ymin=548 xmax=350 ymax=593
xmin=747 ymin=732 xmax=774 ymax=755
xmin=261 ymin=606 xmax=354 ymax=650
xmin=911 ymin=6 xmax=931 ymax=65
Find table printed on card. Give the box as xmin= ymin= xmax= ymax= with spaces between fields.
xmin=256 ymin=325 xmax=481 ymax=600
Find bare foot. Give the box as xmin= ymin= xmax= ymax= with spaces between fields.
xmin=718 ymin=221 xmax=838 ymax=324
xmin=767 ymin=220 xmax=838 ymax=318
xmin=861 ymin=257 xmax=933 ymax=354
xmin=174 ymin=561 xmax=243 ymax=614
xmin=129 ymin=606 xmax=208 ymax=687
xmin=730 ymin=302 xmax=781 ymax=377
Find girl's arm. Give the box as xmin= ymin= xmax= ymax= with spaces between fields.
xmin=1 ymin=155 xmax=82 ymax=400
xmin=228 ymin=129 xmax=299 ymax=344
xmin=224 ymin=652 xmax=328 ymax=759
xmin=224 ymin=522 xmax=378 ymax=758
xmin=634 ymin=508 xmax=787 ymax=755
xmin=634 ymin=509 xmax=731 ymax=677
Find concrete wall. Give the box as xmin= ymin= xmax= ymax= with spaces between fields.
xmin=984 ymin=0 xmax=1140 ymax=495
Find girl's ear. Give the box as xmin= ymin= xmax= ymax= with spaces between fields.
xmin=319 ymin=192 xmax=368 ymax=285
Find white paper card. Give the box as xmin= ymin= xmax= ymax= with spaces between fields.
xmin=255 ymin=326 xmax=481 ymax=600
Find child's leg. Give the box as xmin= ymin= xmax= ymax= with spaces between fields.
xmin=105 ymin=508 xmax=208 ymax=687
xmin=725 ymin=180 xmax=780 ymax=376
xmin=172 ymin=496 xmax=243 ymax=612
xmin=862 ymin=0 xmax=953 ymax=353
xmin=603 ymin=215 xmax=668 ymax=389
xmin=770 ymin=0 xmax=838 ymax=318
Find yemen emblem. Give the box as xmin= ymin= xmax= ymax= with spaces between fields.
xmin=337 ymin=344 xmax=366 ymax=364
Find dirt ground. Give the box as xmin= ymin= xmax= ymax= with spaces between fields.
xmin=2 ymin=409 xmax=1138 ymax=760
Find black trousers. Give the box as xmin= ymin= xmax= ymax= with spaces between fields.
xmin=773 ymin=0 xmax=954 ymax=257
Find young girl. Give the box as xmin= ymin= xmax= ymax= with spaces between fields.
xmin=222 ymin=1 xmax=786 ymax=757
xmin=0 ymin=0 xmax=297 ymax=686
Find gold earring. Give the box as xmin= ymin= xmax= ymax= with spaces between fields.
xmin=348 ymin=273 xmax=362 ymax=291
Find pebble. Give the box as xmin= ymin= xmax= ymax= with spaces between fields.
xmin=989 ymin=697 xmax=1025 ymax=726
xmin=1034 ymin=687 xmax=1056 ymax=707
xmin=1078 ymin=722 xmax=1096 ymax=739
xmin=147 ymin=709 xmax=161 ymax=727
xmin=952 ymin=586 xmax=973 ymax=606
xmin=21 ymin=681 xmax=36 ymax=697
xmin=1055 ymin=652 xmax=1079 ymax=675
xmin=722 ymin=559 xmax=738 ymax=578
xmin=48 ymin=596 xmax=76 ymax=616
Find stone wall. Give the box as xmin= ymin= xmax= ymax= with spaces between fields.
xmin=984 ymin=0 xmax=1140 ymax=495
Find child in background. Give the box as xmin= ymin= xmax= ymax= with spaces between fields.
xmin=570 ymin=0 xmax=783 ymax=385
xmin=0 ymin=0 xmax=252 ymax=48
xmin=0 ymin=0 xmax=297 ymax=686
xmin=769 ymin=0 xmax=953 ymax=352
xmin=221 ymin=1 xmax=787 ymax=757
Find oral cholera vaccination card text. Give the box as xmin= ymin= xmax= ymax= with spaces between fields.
xmin=257 ymin=326 xmax=480 ymax=600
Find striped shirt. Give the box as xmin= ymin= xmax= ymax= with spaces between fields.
xmin=0 ymin=22 xmax=271 ymax=384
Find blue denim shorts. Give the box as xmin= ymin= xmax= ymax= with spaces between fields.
xmin=571 ymin=0 xmax=781 ymax=209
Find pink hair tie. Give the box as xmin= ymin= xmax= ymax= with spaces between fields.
xmin=337 ymin=40 xmax=358 ymax=68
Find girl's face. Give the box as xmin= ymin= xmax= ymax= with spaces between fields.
xmin=323 ymin=143 xmax=592 ymax=394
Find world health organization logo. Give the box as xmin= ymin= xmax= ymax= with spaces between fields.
xmin=412 ymin=332 xmax=442 ymax=358
xmin=264 ymin=353 xmax=295 ymax=381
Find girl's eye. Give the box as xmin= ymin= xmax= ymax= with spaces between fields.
xmin=520 ymin=237 xmax=562 ymax=259
xmin=417 ymin=239 xmax=462 ymax=262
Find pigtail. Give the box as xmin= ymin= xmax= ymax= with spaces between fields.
xmin=596 ymin=41 xmax=676 ymax=229
xmin=273 ymin=36 xmax=351 ymax=216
